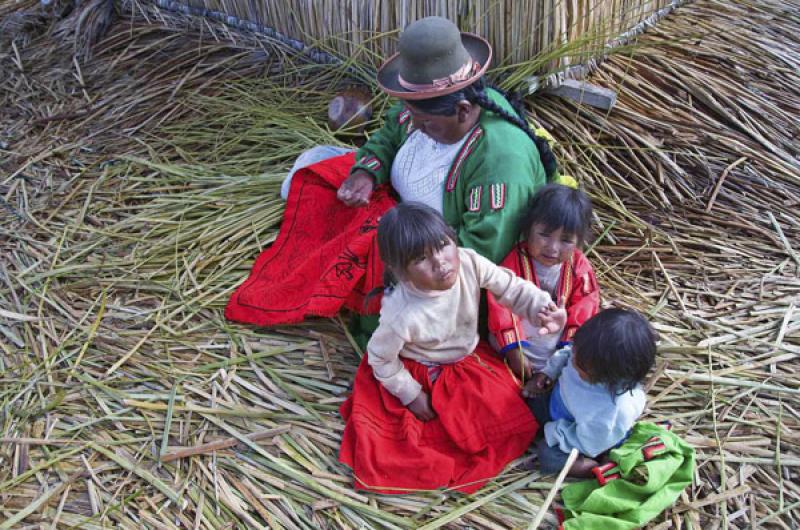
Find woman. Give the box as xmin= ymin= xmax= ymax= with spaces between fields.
xmin=226 ymin=16 xmax=557 ymax=330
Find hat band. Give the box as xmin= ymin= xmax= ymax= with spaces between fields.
xmin=397 ymin=60 xmax=479 ymax=92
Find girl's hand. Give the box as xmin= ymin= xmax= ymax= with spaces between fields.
xmin=337 ymin=169 xmax=375 ymax=206
xmin=522 ymin=372 xmax=553 ymax=398
xmin=407 ymin=391 xmax=437 ymax=421
xmin=506 ymin=349 xmax=534 ymax=381
xmin=537 ymin=302 xmax=567 ymax=336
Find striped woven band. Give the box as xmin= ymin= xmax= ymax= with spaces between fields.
xmin=397 ymin=60 xmax=479 ymax=91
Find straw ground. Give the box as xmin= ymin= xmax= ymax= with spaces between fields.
xmin=1 ymin=0 xmax=798 ymax=528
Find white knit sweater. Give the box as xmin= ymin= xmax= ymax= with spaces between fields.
xmin=367 ymin=247 xmax=556 ymax=404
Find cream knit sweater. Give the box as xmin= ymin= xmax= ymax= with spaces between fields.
xmin=367 ymin=247 xmax=558 ymax=405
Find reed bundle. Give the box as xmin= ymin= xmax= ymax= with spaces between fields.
xmin=160 ymin=0 xmax=679 ymax=67
xmin=1 ymin=0 xmax=798 ymax=528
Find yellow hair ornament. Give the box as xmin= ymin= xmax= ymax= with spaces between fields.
xmin=533 ymin=127 xmax=556 ymax=147
xmin=556 ymin=174 xmax=579 ymax=189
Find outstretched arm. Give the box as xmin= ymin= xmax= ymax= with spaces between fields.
xmin=470 ymin=249 xmax=566 ymax=335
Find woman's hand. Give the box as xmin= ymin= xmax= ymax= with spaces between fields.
xmin=337 ymin=169 xmax=375 ymax=206
xmin=522 ymin=372 xmax=553 ymax=398
xmin=506 ymin=348 xmax=534 ymax=381
xmin=537 ymin=302 xmax=567 ymax=336
xmin=407 ymin=391 xmax=437 ymax=421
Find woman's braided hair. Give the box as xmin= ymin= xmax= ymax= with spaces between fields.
xmin=407 ymin=77 xmax=559 ymax=180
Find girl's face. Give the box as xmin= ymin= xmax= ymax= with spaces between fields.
xmin=403 ymin=239 xmax=460 ymax=291
xmin=527 ymin=223 xmax=578 ymax=267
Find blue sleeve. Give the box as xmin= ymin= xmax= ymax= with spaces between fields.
xmin=541 ymin=346 xmax=571 ymax=380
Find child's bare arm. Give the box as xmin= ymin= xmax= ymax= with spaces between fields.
xmin=469 ymin=250 xmax=556 ymax=319
xmin=506 ymin=348 xmax=534 ymax=380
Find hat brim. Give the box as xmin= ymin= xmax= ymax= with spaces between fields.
xmin=376 ymin=32 xmax=492 ymax=101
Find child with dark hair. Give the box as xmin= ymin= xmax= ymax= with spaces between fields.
xmin=339 ymin=202 xmax=567 ymax=493
xmin=524 ymin=308 xmax=657 ymax=476
xmin=488 ymin=183 xmax=600 ymax=380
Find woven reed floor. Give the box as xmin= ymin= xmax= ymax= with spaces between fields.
xmin=1 ymin=0 xmax=798 ymax=528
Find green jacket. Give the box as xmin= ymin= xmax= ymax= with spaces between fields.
xmin=351 ymin=89 xmax=546 ymax=263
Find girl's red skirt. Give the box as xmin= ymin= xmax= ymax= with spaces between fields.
xmin=339 ymin=341 xmax=539 ymax=494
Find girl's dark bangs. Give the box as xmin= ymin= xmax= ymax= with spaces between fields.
xmin=543 ymin=210 xmax=583 ymax=236
xmin=400 ymin=219 xmax=450 ymax=264
xmin=377 ymin=203 xmax=457 ymax=273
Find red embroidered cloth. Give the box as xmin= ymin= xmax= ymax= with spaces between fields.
xmin=225 ymin=153 xmax=396 ymax=326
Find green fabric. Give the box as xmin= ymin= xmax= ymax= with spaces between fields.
xmin=352 ymin=89 xmax=546 ymax=263
xmin=560 ymin=422 xmax=695 ymax=530
xmin=348 ymin=313 xmax=380 ymax=353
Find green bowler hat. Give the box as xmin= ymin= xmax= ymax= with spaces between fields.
xmin=377 ymin=16 xmax=492 ymax=100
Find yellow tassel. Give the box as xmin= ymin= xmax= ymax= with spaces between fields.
xmin=533 ymin=127 xmax=556 ymax=147
xmin=531 ymin=125 xmax=577 ymax=188
xmin=556 ymin=174 xmax=579 ymax=189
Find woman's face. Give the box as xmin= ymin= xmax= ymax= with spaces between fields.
xmin=526 ymin=223 xmax=578 ymax=267
xmin=404 ymin=101 xmax=476 ymax=144
xmin=402 ymin=239 xmax=460 ymax=291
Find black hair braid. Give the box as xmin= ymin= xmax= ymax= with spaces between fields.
xmin=490 ymin=84 xmax=526 ymax=118
xmin=466 ymin=84 xmax=559 ymax=181
xmin=363 ymin=269 xmax=395 ymax=309
xmin=381 ymin=269 xmax=398 ymax=293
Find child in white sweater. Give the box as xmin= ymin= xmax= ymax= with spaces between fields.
xmin=339 ymin=202 xmax=566 ymax=494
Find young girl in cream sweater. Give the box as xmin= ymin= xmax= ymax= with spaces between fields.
xmin=339 ymin=202 xmax=565 ymax=493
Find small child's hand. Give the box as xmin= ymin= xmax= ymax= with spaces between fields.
xmin=522 ymin=372 xmax=553 ymax=398
xmin=537 ymin=302 xmax=567 ymax=336
xmin=407 ymin=391 xmax=437 ymax=421
xmin=506 ymin=348 xmax=534 ymax=380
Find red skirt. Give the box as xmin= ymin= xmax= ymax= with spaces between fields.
xmin=339 ymin=342 xmax=539 ymax=494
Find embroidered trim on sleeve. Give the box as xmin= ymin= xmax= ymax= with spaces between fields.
xmin=358 ymin=155 xmax=381 ymax=172
xmin=398 ymin=109 xmax=411 ymax=124
xmin=468 ymin=185 xmax=482 ymax=212
xmin=557 ymin=253 xmax=574 ymax=307
xmin=398 ymin=109 xmax=414 ymax=134
xmin=521 ymin=249 xmax=534 ymax=282
xmin=489 ymin=182 xmax=506 ymax=210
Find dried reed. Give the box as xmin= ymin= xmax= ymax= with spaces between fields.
xmin=1 ymin=0 xmax=798 ymax=528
